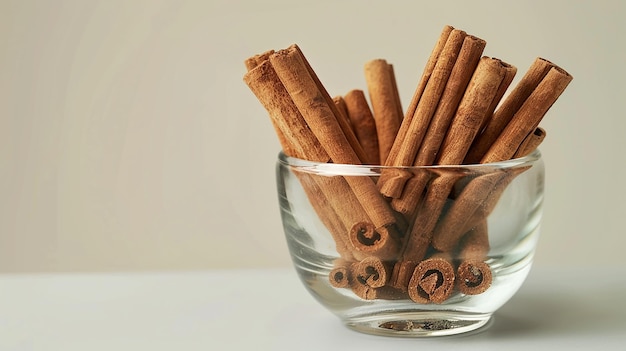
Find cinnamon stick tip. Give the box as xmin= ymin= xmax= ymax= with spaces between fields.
xmin=537 ymin=57 xmax=573 ymax=79
xmin=534 ymin=127 xmax=546 ymax=137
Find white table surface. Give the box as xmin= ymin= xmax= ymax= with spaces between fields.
xmin=0 ymin=266 xmax=624 ymax=350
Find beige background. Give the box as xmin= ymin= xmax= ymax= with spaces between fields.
xmin=1 ymin=0 xmax=624 ymax=272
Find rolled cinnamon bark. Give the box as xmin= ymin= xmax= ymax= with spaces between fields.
xmin=388 ymin=172 xmax=463 ymax=290
xmin=269 ymin=46 xmax=403 ymax=258
xmin=329 ymin=259 xmax=352 ymax=288
xmin=244 ymin=59 xmax=357 ymax=259
xmin=482 ymin=65 xmax=572 ymax=163
xmin=352 ymin=256 xmax=392 ymax=288
xmin=348 ymin=221 xmax=400 ymax=261
xmin=243 ymin=59 xmax=328 ymax=162
xmin=244 ymin=49 xmax=275 ymax=71
xmin=333 ymin=95 xmax=355 ymax=136
xmin=456 ymin=221 xmax=493 ymax=295
xmin=408 ymin=252 xmax=456 ymax=304
xmin=403 ymin=25 xmax=454 ymax=125
xmin=364 ymin=59 xmax=403 ymax=164
xmin=378 ymin=27 xmax=466 ymax=198
xmin=391 ymin=57 xmax=514 ymax=218
xmin=430 ymin=170 xmax=505 ymax=252
xmin=436 ymin=57 xmax=515 ymax=165
xmin=387 ymin=25 xmax=454 ymax=166
xmin=290 ymin=45 xmax=370 ymax=164
xmin=465 ymin=58 xmax=557 ymax=163
xmin=413 ymin=35 xmax=487 ymax=167
xmin=514 ymin=127 xmax=546 ymax=158
xmin=434 ymin=137 xmax=541 ymax=250
xmin=390 ymin=57 xmax=515 ymax=288
xmin=387 ymin=35 xmax=487 ymax=216
xmin=431 ymin=62 xmax=572 ymax=254
xmin=244 ymin=56 xmax=378 ymax=260
xmin=343 ymin=89 xmax=381 ymax=165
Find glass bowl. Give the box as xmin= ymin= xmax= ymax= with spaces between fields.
xmin=275 ymin=150 xmax=544 ymax=337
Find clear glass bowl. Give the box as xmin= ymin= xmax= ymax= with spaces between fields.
xmin=276 ymin=150 xmax=544 ymax=337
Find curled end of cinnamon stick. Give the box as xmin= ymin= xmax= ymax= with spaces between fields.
xmin=407 ymin=257 xmax=455 ymax=304
xmin=353 ymin=256 xmax=391 ymax=288
xmin=329 ymin=265 xmax=351 ymax=288
xmin=456 ymin=260 xmax=493 ymax=295
xmin=348 ymin=222 xmax=399 ymax=260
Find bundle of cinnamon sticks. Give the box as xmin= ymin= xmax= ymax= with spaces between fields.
xmin=244 ymin=25 xmax=572 ymax=303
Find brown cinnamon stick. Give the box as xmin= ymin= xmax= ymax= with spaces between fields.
xmin=407 ymin=252 xmax=456 ymax=304
xmin=389 ymin=172 xmax=463 ymax=290
xmin=437 ymin=57 xmax=515 ymax=165
xmin=352 ymin=256 xmax=392 ymax=288
xmin=389 ymin=57 xmax=515 ymax=289
xmin=269 ymin=46 xmax=403 ymax=258
xmin=329 ymin=259 xmax=352 ymax=288
xmin=465 ymin=58 xmax=562 ymax=163
xmin=391 ymin=57 xmax=514 ymax=217
xmin=244 ymin=59 xmax=361 ymax=259
xmin=456 ymin=221 xmax=493 ymax=295
xmin=413 ymin=35 xmax=487 ymax=167
xmin=477 ymin=63 xmax=518 ymax=138
xmin=244 ymin=56 xmax=385 ymax=260
xmin=514 ymin=127 xmax=546 ymax=158
xmin=391 ymin=25 xmax=454 ymax=164
xmin=481 ymin=65 xmax=572 ymax=163
xmin=343 ymin=90 xmax=381 ymax=165
xmin=430 ymin=170 xmax=506 ymax=252
xmin=290 ymin=45 xmax=370 ymax=164
xmin=333 ymin=95 xmax=355 ymax=136
xmin=378 ymin=27 xmax=465 ymax=198
xmin=243 ymin=59 xmax=329 ymax=162
xmin=364 ymin=59 xmax=403 ymax=163
xmin=244 ymin=49 xmax=275 ymax=71
xmin=432 ymin=130 xmax=544 ymax=251
xmin=385 ymin=35 xmax=486 ymax=216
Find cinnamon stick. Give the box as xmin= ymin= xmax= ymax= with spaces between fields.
xmin=349 ymin=259 xmax=401 ymax=300
xmin=389 ymin=172 xmax=464 ymax=290
xmin=329 ymin=259 xmax=352 ymax=288
xmin=244 ymin=49 xmax=275 ymax=71
xmin=243 ymin=59 xmax=328 ymax=162
xmin=352 ymin=256 xmax=392 ymax=288
xmin=437 ymin=57 xmax=515 ymax=165
xmin=413 ymin=35 xmax=487 ymax=167
xmin=430 ymin=170 xmax=506 ymax=252
xmin=388 ymin=57 xmax=515 ymax=289
xmin=269 ymin=46 xmax=403 ymax=258
xmin=481 ymin=65 xmax=572 ymax=163
xmin=388 ymin=25 xmax=454 ymax=164
xmin=364 ymin=59 xmax=403 ymax=163
xmin=378 ymin=27 xmax=465 ymax=198
xmin=391 ymin=57 xmax=514 ymax=217
xmin=385 ymin=35 xmax=486 ymax=216
xmin=433 ymin=131 xmax=544 ymax=251
xmin=291 ymin=45 xmax=370 ymax=164
xmin=477 ymin=63 xmax=518 ymax=138
xmin=429 ymin=62 xmax=572 ymax=254
xmin=455 ymin=221 xmax=493 ymax=295
xmin=333 ymin=95 xmax=355 ymax=137
xmin=245 ymin=59 xmax=365 ymax=259
xmin=514 ymin=127 xmax=546 ymax=158
xmin=343 ymin=89 xmax=381 ymax=165
xmin=407 ymin=252 xmax=456 ymax=304
xmin=465 ymin=58 xmax=561 ymax=163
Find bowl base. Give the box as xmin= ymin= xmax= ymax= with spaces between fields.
xmin=343 ymin=311 xmax=492 ymax=337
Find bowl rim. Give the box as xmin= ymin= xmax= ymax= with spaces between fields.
xmin=277 ymin=149 xmax=542 ymax=176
